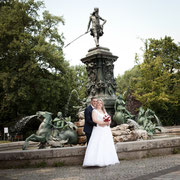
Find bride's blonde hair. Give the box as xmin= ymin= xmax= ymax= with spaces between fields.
xmin=97 ymin=98 xmax=106 ymax=114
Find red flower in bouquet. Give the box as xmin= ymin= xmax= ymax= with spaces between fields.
xmin=103 ymin=114 xmax=111 ymax=122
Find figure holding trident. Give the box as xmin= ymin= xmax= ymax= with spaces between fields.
xmin=86 ymin=8 xmax=107 ymax=47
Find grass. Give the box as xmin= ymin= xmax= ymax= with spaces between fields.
xmin=172 ymin=148 xmax=180 ymax=154
xmin=0 ymin=140 xmax=11 ymax=144
xmin=53 ymin=161 xmax=65 ymax=167
xmin=32 ymin=161 xmax=47 ymax=168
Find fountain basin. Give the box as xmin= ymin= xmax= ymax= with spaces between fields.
xmin=0 ymin=141 xmax=39 ymax=152
xmin=153 ymin=126 xmax=180 ymax=139
xmin=0 ymin=137 xmax=180 ymax=168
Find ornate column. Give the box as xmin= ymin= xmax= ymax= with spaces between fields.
xmin=81 ymin=46 xmax=118 ymax=116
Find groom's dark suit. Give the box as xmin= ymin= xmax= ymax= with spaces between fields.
xmin=84 ymin=105 xmax=96 ymax=144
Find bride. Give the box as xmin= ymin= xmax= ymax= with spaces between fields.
xmin=83 ymin=99 xmax=120 ymax=167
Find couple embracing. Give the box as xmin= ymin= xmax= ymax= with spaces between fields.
xmin=83 ymin=97 xmax=120 ymax=167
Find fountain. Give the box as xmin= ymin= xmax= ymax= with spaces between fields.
xmin=7 ymin=89 xmax=80 ymax=150
xmin=0 ymin=8 xmax=179 ymax=169
xmin=22 ymin=111 xmax=78 ymax=150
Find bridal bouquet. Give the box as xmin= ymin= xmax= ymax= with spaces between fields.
xmin=103 ymin=114 xmax=111 ymax=122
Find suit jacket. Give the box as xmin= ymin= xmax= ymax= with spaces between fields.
xmin=83 ymin=105 xmax=96 ymax=134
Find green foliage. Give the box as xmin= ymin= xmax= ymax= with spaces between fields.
xmin=65 ymin=65 xmax=88 ymax=121
xmin=70 ymin=65 xmax=88 ymax=99
xmin=116 ymin=65 xmax=141 ymax=95
xmin=53 ymin=161 xmax=65 ymax=167
xmin=116 ymin=36 xmax=180 ymax=125
xmin=172 ymin=148 xmax=180 ymax=154
xmin=0 ymin=141 xmax=11 ymax=144
xmin=33 ymin=161 xmax=47 ymax=168
xmin=0 ymin=0 xmax=77 ymax=130
xmin=134 ymin=36 xmax=180 ymax=125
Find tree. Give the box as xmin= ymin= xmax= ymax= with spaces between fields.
xmin=116 ymin=65 xmax=141 ymax=96
xmin=0 ymin=0 xmax=72 ymax=130
xmin=116 ymin=65 xmax=142 ymax=115
xmin=134 ymin=36 xmax=180 ymax=125
xmin=64 ymin=65 xmax=88 ymax=121
xmin=70 ymin=65 xmax=88 ymax=99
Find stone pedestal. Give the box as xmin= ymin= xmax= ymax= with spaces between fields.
xmin=74 ymin=119 xmax=86 ymax=144
xmin=81 ymin=46 xmax=118 ymax=117
xmin=74 ymin=111 xmax=86 ymax=144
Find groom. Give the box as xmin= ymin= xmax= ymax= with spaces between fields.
xmin=83 ymin=97 xmax=97 ymax=144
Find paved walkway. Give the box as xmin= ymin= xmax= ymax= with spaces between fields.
xmin=0 ymin=154 xmax=179 ymax=180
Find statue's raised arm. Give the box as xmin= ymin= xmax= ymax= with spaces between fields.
xmin=86 ymin=8 xmax=106 ymax=47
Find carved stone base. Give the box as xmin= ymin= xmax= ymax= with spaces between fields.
xmin=81 ymin=46 xmax=118 ymax=118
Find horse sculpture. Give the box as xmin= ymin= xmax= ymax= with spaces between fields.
xmin=22 ymin=111 xmax=78 ymax=150
xmin=22 ymin=111 xmax=52 ymax=150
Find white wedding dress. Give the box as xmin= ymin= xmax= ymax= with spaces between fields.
xmin=83 ymin=109 xmax=120 ymax=167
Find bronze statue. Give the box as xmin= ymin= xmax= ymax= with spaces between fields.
xmin=113 ymin=95 xmax=133 ymax=124
xmin=65 ymin=8 xmax=106 ymax=48
xmin=51 ymin=112 xmax=64 ymax=139
xmin=137 ymin=107 xmax=161 ymax=136
xmin=22 ymin=111 xmax=53 ymax=150
xmin=113 ymin=95 xmax=161 ymax=136
xmin=22 ymin=111 xmax=78 ymax=150
xmin=86 ymin=8 xmax=106 ymax=47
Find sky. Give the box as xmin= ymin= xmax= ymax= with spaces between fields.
xmin=42 ymin=0 xmax=180 ymax=77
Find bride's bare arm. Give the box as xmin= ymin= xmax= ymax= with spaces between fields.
xmin=92 ymin=110 xmax=108 ymax=126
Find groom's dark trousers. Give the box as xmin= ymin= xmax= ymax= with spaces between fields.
xmin=83 ymin=105 xmax=96 ymax=144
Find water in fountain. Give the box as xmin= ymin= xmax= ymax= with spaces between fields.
xmin=154 ymin=114 xmax=162 ymax=126
xmin=64 ymin=89 xmax=80 ymax=117
xmin=10 ymin=115 xmax=41 ymax=139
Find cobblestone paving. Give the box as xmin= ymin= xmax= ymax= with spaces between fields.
xmin=0 ymin=154 xmax=179 ymax=180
